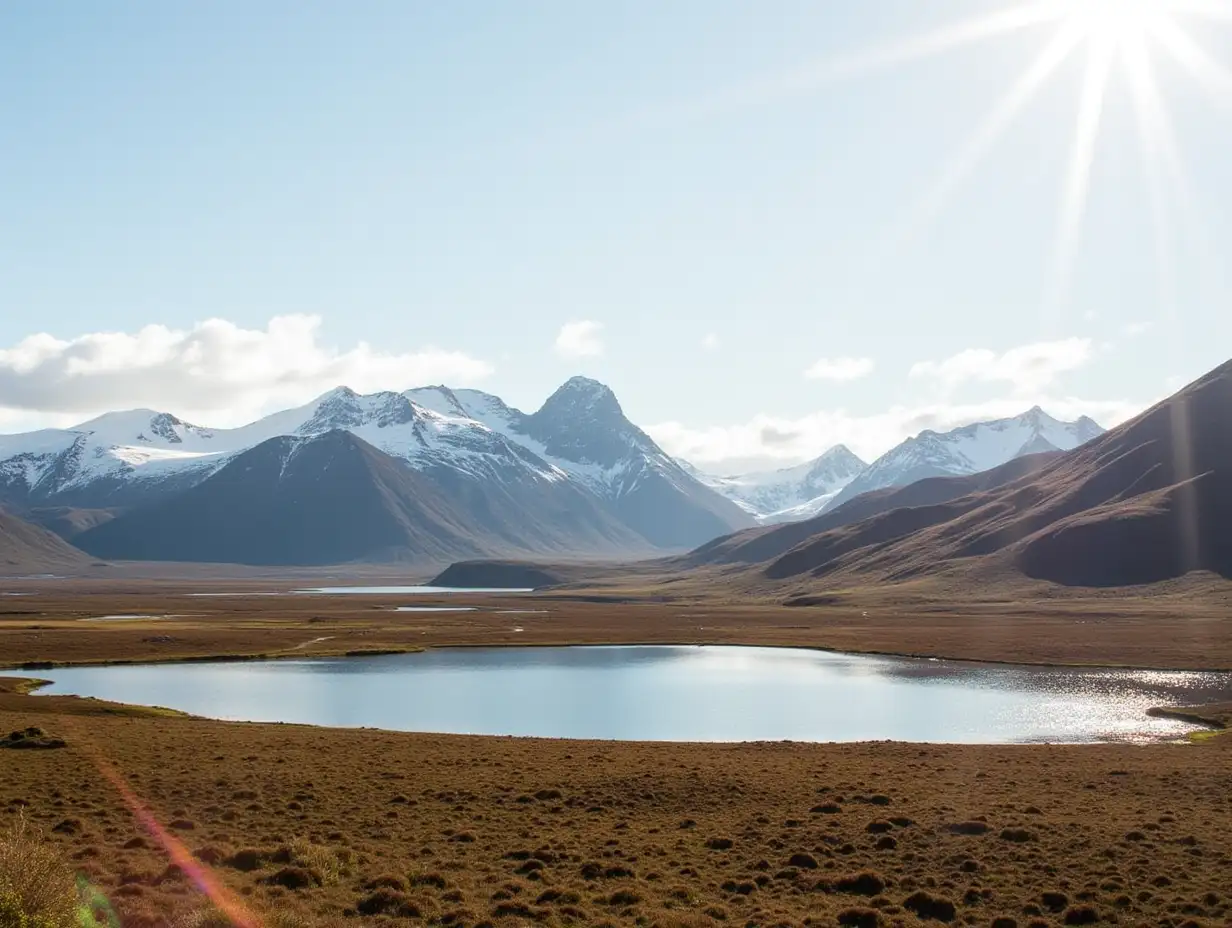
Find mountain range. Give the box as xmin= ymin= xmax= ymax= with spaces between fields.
xmin=0 ymin=376 xmax=1120 ymax=570
xmin=680 ymin=359 xmax=1231 ymax=589
xmin=684 ymin=446 xmax=868 ymax=523
xmin=689 ymin=407 xmax=1104 ymax=523
xmin=0 ymin=377 xmax=753 ymax=566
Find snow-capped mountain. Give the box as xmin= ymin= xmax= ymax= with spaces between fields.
xmin=0 ymin=377 xmax=753 ymax=556
xmin=822 ymin=407 xmax=1105 ymax=514
xmin=688 ymin=446 xmax=868 ymax=524
xmin=414 ymin=377 xmax=754 ymax=548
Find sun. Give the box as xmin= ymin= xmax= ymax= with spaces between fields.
xmin=695 ymin=0 xmax=1232 ymax=322
xmin=804 ymin=0 xmax=1232 ymax=320
xmin=1062 ymin=0 xmax=1172 ymax=45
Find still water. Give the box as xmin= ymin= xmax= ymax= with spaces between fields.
xmin=29 ymin=645 xmax=1230 ymax=744
xmin=294 ymin=586 xmax=533 ymax=595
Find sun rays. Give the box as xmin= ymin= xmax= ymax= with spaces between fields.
xmin=768 ymin=0 xmax=1231 ymax=322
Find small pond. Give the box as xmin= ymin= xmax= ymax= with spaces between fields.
xmin=293 ymin=586 xmax=533 ymax=595
xmin=25 ymin=646 xmax=1231 ymax=744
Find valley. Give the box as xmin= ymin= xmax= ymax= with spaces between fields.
xmin=2 ymin=579 xmax=1231 ymax=928
xmin=3 ymin=361 xmax=1231 ymax=928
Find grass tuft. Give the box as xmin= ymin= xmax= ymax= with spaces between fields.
xmin=0 ymin=816 xmax=81 ymax=928
xmin=272 ymin=839 xmax=354 ymax=887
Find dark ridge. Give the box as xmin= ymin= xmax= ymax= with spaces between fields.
xmin=684 ymin=451 xmax=1064 ymax=568
xmin=702 ymin=357 xmax=1232 ymax=588
xmin=74 ymin=431 xmax=484 ymax=566
xmin=431 ymin=560 xmax=566 ymax=590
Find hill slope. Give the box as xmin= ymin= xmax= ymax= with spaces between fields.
xmin=75 ymin=431 xmax=645 ymax=566
xmin=0 ymin=507 xmax=91 ymax=573
xmin=822 ymin=408 xmax=1104 ymax=513
xmin=686 ymin=450 xmax=1064 ymax=569
xmin=716 ymin=360 xmax=1230 ymax=588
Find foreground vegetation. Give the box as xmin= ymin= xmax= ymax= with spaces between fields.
xmin=2 ymin=674 xmax=1230 ymax=928
xmin=2 ymin=579 xmax=1230 ymax=926
xmin=0 ymin=816 xmax=81 ymax=928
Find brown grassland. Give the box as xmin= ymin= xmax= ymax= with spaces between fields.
xmin=2 ymin=574 xmax=1232 ymax=927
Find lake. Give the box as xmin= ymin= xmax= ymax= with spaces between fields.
xmin=293 ymin=586 xmax=533 ymax=595
xmin=27 ymin=645 xmax=1230 ymax=743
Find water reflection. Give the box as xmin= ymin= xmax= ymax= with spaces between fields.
xmin=26 ymin=645 xmax=1231 ymax=744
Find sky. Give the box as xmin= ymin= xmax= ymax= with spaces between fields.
xmin=2 ymin=1 xmax=1230 ymax=471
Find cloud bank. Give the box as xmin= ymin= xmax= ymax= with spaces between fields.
xmin=648 ymin=395 xmax=1145 ymax=471
xmin=909 ymin=338 xmax=1092 ymax=394
xmin=0 ymin=315 xmax=493 ymax=426
xmin=554 ymin=320 xmax=604 ymax=359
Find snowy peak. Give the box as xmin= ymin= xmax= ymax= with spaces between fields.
xmin=536 ymin=376 xmax=625 ymax=425
xmin=0 ymin=376 xmax=754 ymax=551
xmin=70 ymin=408 xmax=216 ymax=448
xmin=522 ymin=376 xmax=652 ymax=469
xmin=822 ymin=408 xmax=1105 ymax=514
xmin=296 ymin=389 xmax=418 ymax=435
xmin=690 ymin=445 xmax=869 ymax=524
xmin=1071 ymin=415 xmax=1105 ymax=443
xmin=800 ymin=445 xmax=866 ymax=489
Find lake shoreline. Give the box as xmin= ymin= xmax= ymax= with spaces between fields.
xmin=8 ymin=634 xmax=1232 ymax=675
xmin=9 ymin=642 xmax=1232 ymax=744
xmin=2 ymin=675 xmax=1229 ymax=928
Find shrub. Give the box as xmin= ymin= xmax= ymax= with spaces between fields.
xmin=0 ymin=817 xmax=80 ymax=928
xmin=270 ymin=839 xmax=354 ymax=886
xmin=835 ymin=872 xmax=886 ymax=897
xmin=0 ymin=728 xmax=66 ymax=751
xmin=262 ymin=868 xmax=316 ymax=891
xmin=356 ymin=889 xmax=420 ymax=917
xmin=903 ymin=891 xmax=957 ymax=923
xmin=838 ymin=907 xmax=880 ymax=927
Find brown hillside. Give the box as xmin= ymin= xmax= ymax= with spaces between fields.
xmin=686 ymin=451 xmax=1061 ymax=568
xmin=0 ymin=507 xmax=91 ymax=574
xmin=698 ymin=358 xmax=1231 ymax=589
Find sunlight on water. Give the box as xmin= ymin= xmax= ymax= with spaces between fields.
xmin=25 ymin=645 xmax=1230 ymax=744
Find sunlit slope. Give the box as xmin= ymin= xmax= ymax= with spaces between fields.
xmin=685 ymin=358 xmax=1231 ymax=588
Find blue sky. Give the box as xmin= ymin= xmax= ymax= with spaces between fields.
xmin=2 ymin=1 xmax=1230 ymax=469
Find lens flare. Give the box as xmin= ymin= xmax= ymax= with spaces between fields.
xmin=62 ymin=719 xmax=263 ymax=928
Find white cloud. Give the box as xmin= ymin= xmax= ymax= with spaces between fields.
xmin=909 ymin=338 xmax=1092 ymax=394
xmin=803 ymin=356 xmax=875 ymax=381
xmin=554 ymin=320 xmax=604 ymax=359
xmin=1122 ymin=321 xmax=1153 ymax=337
xmin=647 ymin=394 xmax=1145 ymax=471
xmin=702 ymin=332 xmax=720 ymax=351
xmin=0 ymin=314 xmax=493 ymax=427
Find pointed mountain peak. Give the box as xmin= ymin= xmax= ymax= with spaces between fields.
xmin=317 ymin=385 xmax=359 ymax=403
xmin=405 ymin=385 xmax=470 ymax=419
xmin=558 ymin=375 xmax=617 ymax=398
xmin=1017 ymin=405 xmax=1056 ymax=425
xmin=539 ymin=376 xmax=624 ymax=421
xmin=817 ymin=444 xmax=863 ymax=463
xmin=802 ymin=444 xmax=867 ymax=482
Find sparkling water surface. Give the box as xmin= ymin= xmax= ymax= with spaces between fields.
xmin=27 ymin=645 xmax=1230 ymax=744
